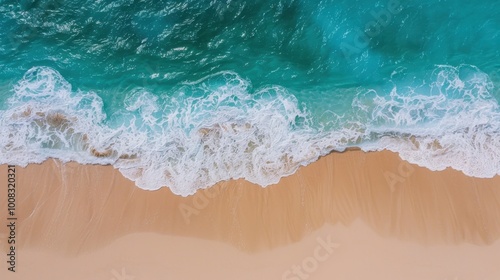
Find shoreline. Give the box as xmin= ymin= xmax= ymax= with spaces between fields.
xmin=1 ymin=149 xmax=500 ymax=279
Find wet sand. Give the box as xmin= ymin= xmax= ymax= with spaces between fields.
xmin=1 ymin=150 xmax=500 ymax=279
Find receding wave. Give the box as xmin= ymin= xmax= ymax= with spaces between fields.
xmin=1 ymin=65 xmax=499 ymax=196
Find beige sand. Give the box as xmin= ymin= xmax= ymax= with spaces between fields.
xmin=1 ymin=150 xmax=500 ymax=279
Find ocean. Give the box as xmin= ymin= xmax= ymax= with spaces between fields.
xmin=1 ymin=0 xmax=499 ymax=196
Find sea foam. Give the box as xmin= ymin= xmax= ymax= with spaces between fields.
xmin=1 ymin=65 xmax=499 ymax=196
xmin=1 ymin=67 xmax=332 ymax=196
xmin=357 ymin=65 xmax=500 ymax=178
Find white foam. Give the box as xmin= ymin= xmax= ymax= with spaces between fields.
xmin=0 ymin=67 xmax=112 ymax=165
xmin=0 ymin=67 xmax=337 ymax=196
xmin=356 ymin=65 xmax=500 ymax=178
xmin=1 ymin=65 xmax=499 ymax=196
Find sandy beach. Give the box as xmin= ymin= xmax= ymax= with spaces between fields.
xmin=1 ymin=150 xmax=500 ymax=280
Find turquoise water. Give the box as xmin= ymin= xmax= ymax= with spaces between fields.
xmin=1 ymin=0 xmax=499 ymax=195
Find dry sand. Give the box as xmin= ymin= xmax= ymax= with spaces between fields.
xmin=1 ymin=150 xmax=500 ymax=280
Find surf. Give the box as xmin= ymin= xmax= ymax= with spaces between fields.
xmin=1 ymin=65 xmax=499 ymax=196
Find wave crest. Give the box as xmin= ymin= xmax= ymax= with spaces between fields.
xmin=1 ymin=67 xmax=330 ymax=196
xmin=1 ymin=65 xmax=499 ymax=196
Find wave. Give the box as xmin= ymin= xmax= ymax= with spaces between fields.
xmin=1 ymin=65 xmax=499 ymax=196
xmin=357 ymin=65 xmax=500 ymax=178
xmin=0 ymin=67 xmax=332 ymax=195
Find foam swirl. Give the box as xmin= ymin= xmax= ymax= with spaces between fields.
xmin=1 ymin=65 xmax=499 ymax=196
